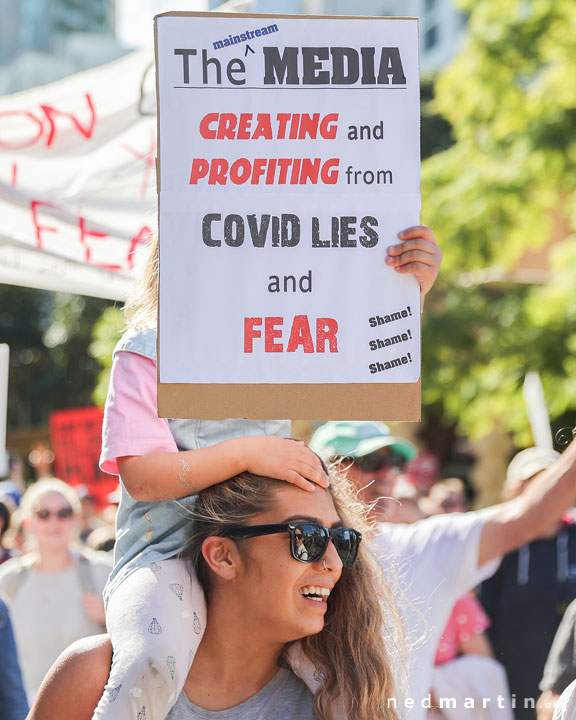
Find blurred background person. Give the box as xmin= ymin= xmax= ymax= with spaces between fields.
xmin=0 ymin=496 xmax=15 ymax=564
xmin=537 ymin=598 xmax=576 ymax=720
xmin=427 ymin=477 xmax=512 ymax=718
xmin=430 ymin=591 xmax=512 ymax=720
xmin=311 ymin=420 xmax=418 ymax=523
xmin=0 ymin=594 xmax=29 ymax=720
xmin=479 ymin=447 xmax=576 ymax=719
xmin=548 ymin=679 xmax=576 ymax=720
xmin=387 ymin=476 xmax=427 ymax=524
xmin=424 ymin=477 xmax=471 ymax=516
xmin=84 ymin=523 xmax=116 ymax=554
xmin=75 ymin=485 xmax=107 ymax=544
xmin=0 ymin=478 xmax=111 ymax=703
xmin=2 ymin=509 xmax=27 ymax=559
xmin=310 ymin=420 xmax=505 ymax=720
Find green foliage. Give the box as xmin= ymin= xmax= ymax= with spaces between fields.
xmin=1 ymin=287 xmax=113 ymax=432
xmin=90 ymin=307 xmax=125 ymax=407
xmin=421 ymin=0 xmax=576 ymax=439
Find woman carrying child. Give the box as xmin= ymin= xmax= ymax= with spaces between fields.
xmin=93 ymin=225 xmax=441 ymax=718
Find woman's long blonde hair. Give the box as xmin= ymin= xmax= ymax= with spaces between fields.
xmin=181 ymin=471 xmax=403 ymax=720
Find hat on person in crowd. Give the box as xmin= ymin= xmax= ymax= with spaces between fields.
xmin=505 ymin=446 xmax=560 ymax=495
xmin=310 ymin=420 xmax=417 ymax=462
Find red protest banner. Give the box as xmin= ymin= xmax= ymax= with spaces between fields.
xmin=50 ymin=406 xmax=117 ymax=507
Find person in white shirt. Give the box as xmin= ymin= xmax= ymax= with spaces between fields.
xmin=551 ymin=679 xmax=576 ymax=720
xmin=310 ymin=421 xmax=576 ymax=719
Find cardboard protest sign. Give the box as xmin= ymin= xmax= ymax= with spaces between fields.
xmin=155 ymin=12 xmax=421 ymax=420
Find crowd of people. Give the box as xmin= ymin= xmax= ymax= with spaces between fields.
xmin=1 ymin=227 xmax=575 ymax=720
xmin=2 ymin=424 xmax=576 ymax=720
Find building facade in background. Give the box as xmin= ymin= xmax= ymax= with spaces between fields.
xmin=0 ymin=0 xmax=123 ymax=94
xmin=212 ymin=0 xmax=466 ymax=73
xmin=1 ymin=0 xmax=466 ymax=94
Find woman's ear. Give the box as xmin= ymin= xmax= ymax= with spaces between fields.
xmin=201 ymin=536 xmax=240 ymax=581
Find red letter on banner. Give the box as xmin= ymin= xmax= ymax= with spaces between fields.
xmin=30 ymin=200 xmax=59 ymax=248
xmin=40 ymin=93 xmax=97 ymax=147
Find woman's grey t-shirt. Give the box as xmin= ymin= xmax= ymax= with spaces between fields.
xmin=166 ymin=668 xmax=318 ymax=719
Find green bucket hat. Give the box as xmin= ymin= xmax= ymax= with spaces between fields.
xmin=310 ymin=420 xmax=417 ymax=462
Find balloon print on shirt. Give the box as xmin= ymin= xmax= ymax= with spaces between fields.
xmin=314 ymin=668 xmax=327 ymax=684
xmin=106 ymin=685 xmax=122 ymax=704
xmin=137 ymin=707 xmax=146 ymax=720
xmin=148 ymin=617 xmax=163 ymax=635
xmin=169 ymin=583 xmax=184 ymax=601
xmin=149 ymin=562 xmax=161 ymax=572
xmin=193 ymin=611 xmax=202 ymax=634
xmin=166 ymin=656 xmax=176 ymax=680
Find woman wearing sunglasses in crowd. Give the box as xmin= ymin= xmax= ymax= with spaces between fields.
xmin=28 ymin=471 xmax=404 ymax=720
xmin=0 ymin=478 xmax=112 ymax=703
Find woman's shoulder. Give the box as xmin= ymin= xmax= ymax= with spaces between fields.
xmin=0 ymin=554 xmax=36 ymax=602
xmin=27 ymin=635 xmax=112 ymax=720
xmin=0 ymin=553 xmax=34 ymax=581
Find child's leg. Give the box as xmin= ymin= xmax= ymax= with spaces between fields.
xmin=92 ymin=559 xmax=206 ymax=720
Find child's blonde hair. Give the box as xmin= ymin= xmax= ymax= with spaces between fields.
xmin=124 ymin=233 xmax=159 ymax=329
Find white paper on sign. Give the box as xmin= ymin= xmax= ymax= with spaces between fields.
xmin=156 ymin=13 xmax=421 ymax=384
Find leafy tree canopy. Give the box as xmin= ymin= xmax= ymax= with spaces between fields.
xmin=1 ymin=287 xmax=113 ymax=433
xmin=421 ymin=0 xmax=576 ymax=442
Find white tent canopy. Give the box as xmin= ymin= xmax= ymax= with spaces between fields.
xmin=0 ymin=50 xmax=157 ymax=300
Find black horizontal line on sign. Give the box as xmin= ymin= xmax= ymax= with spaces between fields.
xmin=172 ymin=85 xmax=407 ymax=90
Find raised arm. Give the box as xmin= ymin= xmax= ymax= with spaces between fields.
xmin=28 ymin=635 xmax=112 ymax=720
xmin=478 ymin=438 xmax=576 ymax=568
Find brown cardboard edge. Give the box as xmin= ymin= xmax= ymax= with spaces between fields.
xmin=158 ymin=381 xmax=421 ymax=421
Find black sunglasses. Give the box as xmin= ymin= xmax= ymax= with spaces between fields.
xmin=35 ymin=506 xmax=74 ymax=520
xmin=352 ymin=452 xmax=406 ymax=473
xmin=222 ymin=522 xmax=362 ymax=567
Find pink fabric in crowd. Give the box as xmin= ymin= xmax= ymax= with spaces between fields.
xmin=435 ymin=593 xmax=491 ymax=666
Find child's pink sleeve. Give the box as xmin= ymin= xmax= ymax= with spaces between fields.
xmin=100 ymin=350 xmax=178 ymax=475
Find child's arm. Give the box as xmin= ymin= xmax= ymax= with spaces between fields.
xmin=102 ymin=352 xmax=329 ymax=503
xmin=118 ymin=436 xmax=329 ymax=502
xmin=386 ymin=225 xmax=442 ymax=311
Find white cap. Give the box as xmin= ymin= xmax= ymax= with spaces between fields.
xmin=506 ymin=447 xmax=560 ymax=492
